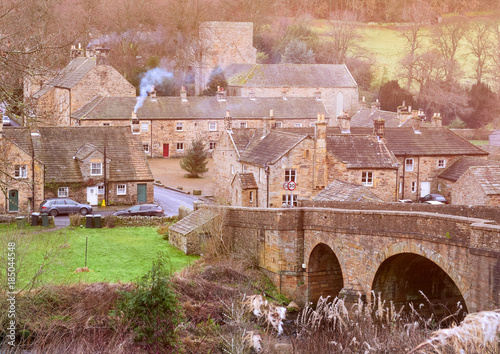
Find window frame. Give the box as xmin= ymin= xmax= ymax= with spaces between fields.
xmin=98 ymin=185 xmax=105 ymax=195
xmin=140 ymin=123 xmax=149 ymax=132
xmin=282 ymin=194 xmax=298 ymax=207
xmin=411 ymin=181 xmax=417 ymax=193
xmin=240 ymin=122 xmax=247 ymax=128
xmin=294 ymin=123 xmax=303 ymax=128
xmin=176 ymin=122 xmax=183 ymax=131
xmin=58 ymin=187 xmax=69 ymax=198
xmin=143 ymin=143 xmax=150 ymax=153
xmin=249 ymin=191 xmax=254 ymax=202
xmin=14 ymin=164 xmax=27 ymax=178
xmin=208 ymin=122 xmax=217 ymax=131
xmin=361 ymin=171 xmax=373 ymax=186
xmin=405 ymin=158 xmax=414 ymax=172
xmin=275 ymin=121 xmax=283 ymax=128
xmin=90 ymin=162 xmax=103 ymax=176
xmin=209 ymin=142 xmax=216 ymax=150
xmin=117 ymin=184 xmax=127 ymax=195
xmin=284 ymin=168 xmax=297 ymax=183
xmin=176 ymin=142 xmax=184 ymax=151
xmin=438 ymin=159 xmax=446 ymax=168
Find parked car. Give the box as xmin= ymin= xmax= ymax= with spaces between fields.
xmin=2 ymin=115 xmax=11 ymax=126
xmin=399 ymin=199 xmax=414 ymax=203
xmin=113 ymin=204 xmax=164 ymax=217
xmin=40 ymin=198 xmax=92 ymax=216
xmin=423 ymin=200 xmax=445 ymax=205
xmin=418 ymin=194 xmax=449 ymax=204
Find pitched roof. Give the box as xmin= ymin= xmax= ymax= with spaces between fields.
xmin=72 ymin=96 xmax=328 ymax=120
xmin=232 ymin=173 xmax=258 ymax=190
xmin=466 ymin=166 xmax=500 ymax=195
xmin=169 ymin=208 xmax=217 ymax=236
xmin=2 ymin=128 xmax=34 ymax=156
xmin=237 ymin=129 xmax=309 ymax=166
xmin=351 ymin=107 xmax=400 ymax=128
xmin=225 ymin=63 xmax=357 ymax=88
xmin=383 ymin=127 xmax=488 ymax=156
xmin=327 ymin=135 xmax=398 ymax=169
xmin=73 ymin=143 xmax=100 ymax=161
xmin=32 ymin=57 xmax=96 ymax=99
xmin=438 ymin=156 xmax=500 ymax=182
xmin=32 ymin=126 xmax=153 ymax=183
xmin=313 ymin=179 xmax=383 ymax=202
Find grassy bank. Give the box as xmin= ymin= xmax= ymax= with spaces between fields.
xmin=0 ymin=226 xmax=198 ymax=288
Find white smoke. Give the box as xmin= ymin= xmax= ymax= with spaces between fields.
xmin=134 ymin=67 xmax=173 ymax=112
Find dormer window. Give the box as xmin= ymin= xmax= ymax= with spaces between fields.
xmin=91 ymin=162 xmax=102 ymax=176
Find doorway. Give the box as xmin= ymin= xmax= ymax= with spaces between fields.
xmin=163 ymin=144 xmax=169 ymax=158
xmin=8 ymin=190 xmax=18 ymax=212
xmin=137 ymin=184 xmax=147 ymax=203
xmin=420 ymin=181 xmax=430 ymax=197
xmin=87 ymin=186 xmax=98 ymax=205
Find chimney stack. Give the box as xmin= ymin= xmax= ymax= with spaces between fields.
xmin=282 ymin=91 xmax=287 ymax=100
xmin=216 ymin=86 xmax=226 ymax=101
xmin=180 ymin=86 xmax=187 ymax=102
xmin=95 ymin=47 xmax=110 ymax=65
xmin=263 ymin=110 xmax=276 ymax=135
xmin=338 ymin=111 xmax=351 ymax=134
xmin=149 ymin=86 xmax=157 ymax=102
xmin=315 ymin=91 xmax=322 ymax=101
xmin=371 ymin=98 xmax=381 ymax=111
xmin=224 ymin=110 xmax=232 ymax=131
xmin=373 ymin=117 xmax=385 ymax=139
xmin=432 ymin=112 xmax=442 ymax=127
xmin=359 ymin=96 xmax=367 ymax=108
xmin=70 ymin=44 xmax=84 ymax=59
xmin=131 ymin=111 xmax=140 ymax=134
xmin=249 ymin=91 xmax=256 ymax=100
xmin=314 ymin=113 xmax=327 ymax=189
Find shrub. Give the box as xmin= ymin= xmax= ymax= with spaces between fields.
xmin=114 ymin=252 xmax=182 ymax=349
xmin=103 ymin=215 xmax=116 ymax=228
xmin=69 ymin=213 xmax=83 ymax=227
xmin=193 ymin=190 xmax=202 ymax=195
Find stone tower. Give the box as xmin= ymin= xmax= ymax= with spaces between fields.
xmin=195 ymin=22 xmax=257 ymax=95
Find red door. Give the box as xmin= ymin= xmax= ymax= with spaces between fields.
xmin=163 ymin=144 xmax=169 ymax=158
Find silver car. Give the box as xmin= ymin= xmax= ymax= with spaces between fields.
xmin=40 ymin=198 xmax=92 ymax=216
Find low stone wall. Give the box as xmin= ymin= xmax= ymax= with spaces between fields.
xmin=299 ymin=200 xmax=500 ymax=224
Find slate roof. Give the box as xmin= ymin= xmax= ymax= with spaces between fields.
xmin=32 ymin=57 xmax=96 ymax=98
xmin=31 ymin=126 xmax=153 ymax=183
xmin=72 ymin=96 xmax=328 ymax=120
xmin=225 ymin=63 xmax=357 ymax=88
xmin=438 ymin=156 xmax=500 ymax=182
xmin=327 ymin=135 xmax=398 ymax=169
xmin=351 ymin=108 xmax=400 ymax=128
xmin=168 ymin=208 xmax=217 ymax=236
xmin=313 ymin=179 xmax=383 ymax=202
xmin=73 ymin=143 xmax=101 ymax=161
xmin=383 ymin=127 xmax=488 ymax=156
xmin=2 ymin=128 xmax=34 ymax=156
xmin=236 ymin=129 xmax=310 ymax=166
xmin=466 ymin=166 xmax=500 ymax=195
xmin=233 ymin=173 xmax=258 ymax=190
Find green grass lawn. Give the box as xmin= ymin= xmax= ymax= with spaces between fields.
xmin=0 ymin=225 xmax=198 ymax=288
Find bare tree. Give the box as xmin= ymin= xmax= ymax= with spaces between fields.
xmin=464 ymin=21 xmax=495 ymax=84
xmin=325 ymin=11 xmax=362 ymax=64
xmin=431 ymin=21 xmax=467 ymax=83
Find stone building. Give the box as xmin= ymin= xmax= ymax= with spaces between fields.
xmin=450 ymin=166 xmax=500 ymax=206
xmin=224 ymin=63 xmax=359 ymax=123
xmin=0 ymin=127 xmax=44 ymax=213
xmin=30 ymin=126 xmax=154 ymax=206
xmin=489 ymin=129 xmax=500 ymax=146
xmin=27 ymin=47 xmax=135 ymax=127
xmin=71 ymin=92 xmax=327 ymax=158
xmin=213 ymin=114 xmax=399 ymax=207
xmin=437 ymin=156 xmax=500 ymax=203
xmin=195 ymin=21 xmax=257 ymax=95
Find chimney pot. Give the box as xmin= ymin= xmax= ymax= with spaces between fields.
xmin=180 ymin=86 xmax=187 ymax=102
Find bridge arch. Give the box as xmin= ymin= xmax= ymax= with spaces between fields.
xmin=370 ymin=242 xmax=469 ymax=320
xmin=306 ymin=242 xmax=345 ymax=303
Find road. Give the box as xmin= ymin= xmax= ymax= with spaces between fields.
xmin=154 ymin=185 xmax=201 ymax=217
xmin=52 ymin=186 xmax=200 ymax=226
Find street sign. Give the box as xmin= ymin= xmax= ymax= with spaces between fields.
xmin=283 ymin=182 xmax=289 ymax=190
xmin=287 ymin=181 xmax=296 ymax=190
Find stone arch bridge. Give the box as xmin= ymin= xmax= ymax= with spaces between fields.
xmin=221 ymin=207 xmax=500 ymax=315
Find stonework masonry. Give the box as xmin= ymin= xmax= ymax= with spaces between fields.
xmin=214 ymin=206 xmax=500 ymax=313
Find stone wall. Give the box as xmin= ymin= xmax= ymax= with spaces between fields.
xmin=219 ymin=206 xmax=500 ymax=313
xmin=452 ymin=168 xmax=499 ymax=206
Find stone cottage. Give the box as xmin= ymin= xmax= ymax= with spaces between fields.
xmin=31 ymin=126 xmax=154 ymax=206
xmin=0 ymin=127 xmax=44 ymax=213
xmin=27 ymin=47 xmax=135 ymax=127
xmin=71 ymin=92 xmax=328 ymax=158
xmin=213 ymin=114 xmax=399 ymax=207
xmin=451 ymin=166 xmax=500 ymax=206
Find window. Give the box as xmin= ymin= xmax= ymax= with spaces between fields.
xmin=209 ymin=142 xmax=216 ymax=150
xmin=240 ymin=122 xmax=247 ymax=128
xmin=176 ymin=142 xmax=184 ymax=151
xmin=275 ymin=121 xmax=282 ymax=128
xmin=141 ymin=123 xmax=149 ymax=132
xmin=411 ymin=182 xmax=417 ymax=193
xmin=249 ymin=191 xmax=254 ymax=202
xmin=91 ymin=162 xmax=102 ymax=176
xmin=282 ymin=194 xmax=298 ymax=207
xmin=438 ymin=184 xmax=442 ymax=192
xmin=117 ymin=184 xmax=126 ymax=195
xmin=294 ymin=123 xmax=302 ymax=128
xmin=209 ymin=122 xmax=217 ymax=131
xmin=58 ymin=187 xmax=68 ymax=197
xmin=143 ymin=143 xmax=150 ymax=153
xmin=284 ymin=169 xmax=297 ymax=182
xmin=405 ymin=158 xmax=414 ymax=172
xmin=231 ymin=164 xmax=234 ymax=175
xmin=242 ymin=164 xmax=247 ymax=173
xmin=102 ymin=123 xmax=110 ymax=126
xmin=362 ymin=171 xmax=373 ymax=186
xmin=98 ymin=186 xmax=105 ymax=195
xmin=176 ymin=122 xmax=183 ymax=131
xmin=14 ymin=165 xmax=27 ymax=178
xmin=438 ymin=159 xmax=446 ymax=168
